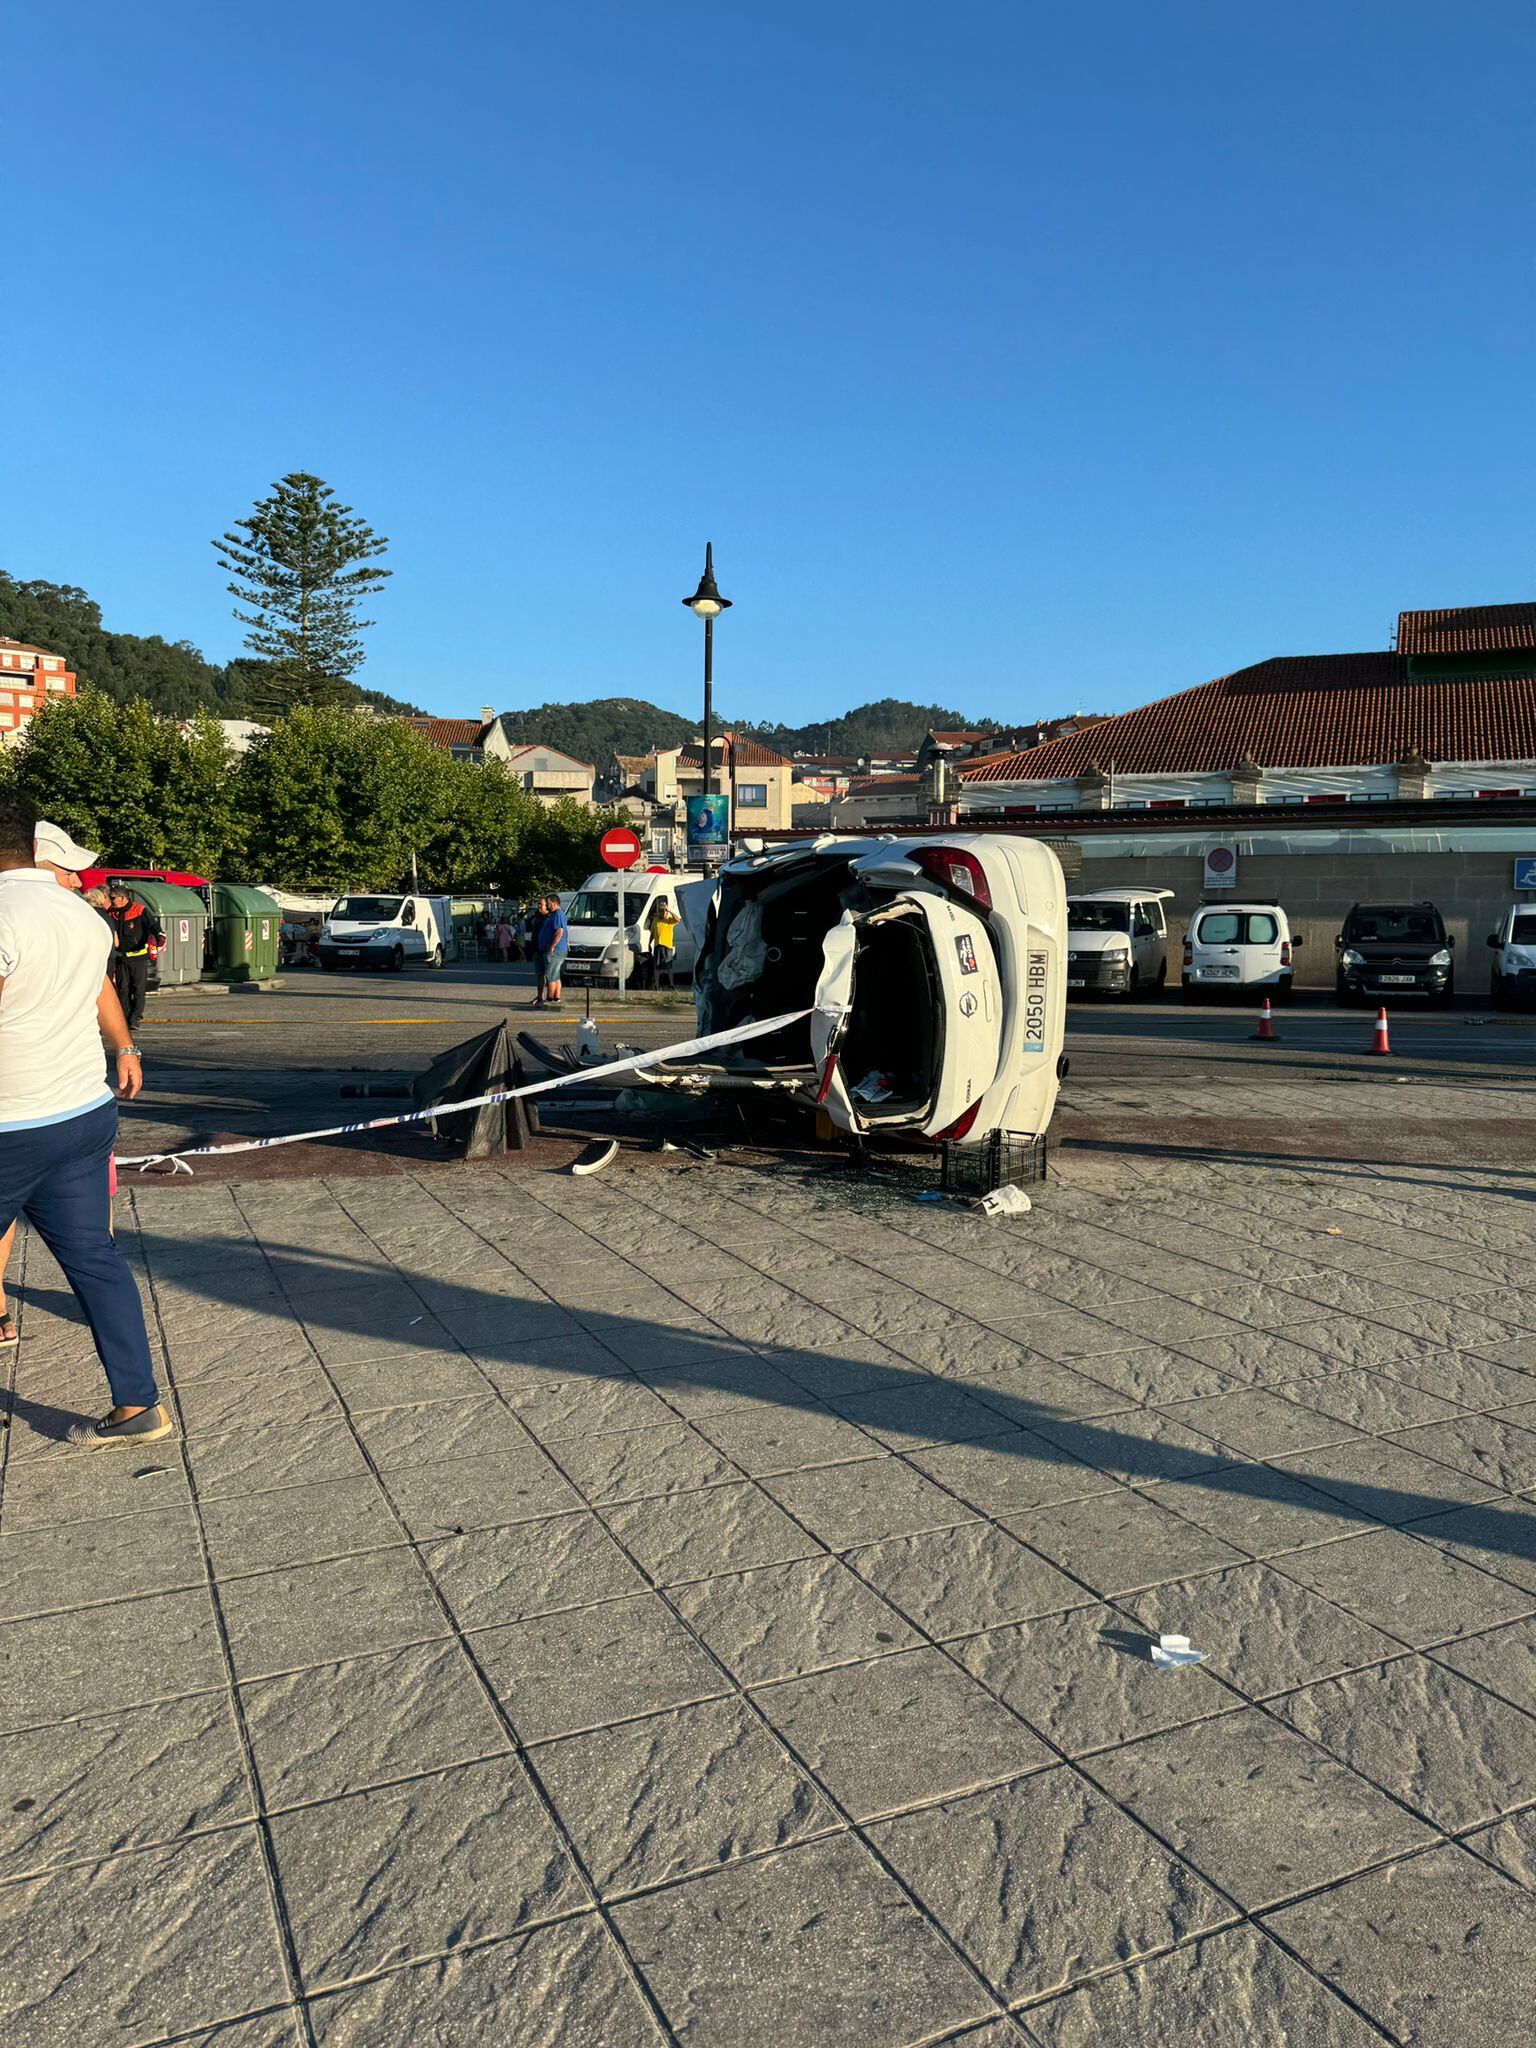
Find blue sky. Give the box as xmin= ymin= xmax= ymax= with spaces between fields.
xmin=5 ymin=1 xmax=1530 ymax=726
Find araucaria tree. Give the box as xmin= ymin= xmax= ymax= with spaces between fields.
xmin=213 ymin=472 xmax=391 ymax=713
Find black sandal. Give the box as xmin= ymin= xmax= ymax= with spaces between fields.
xmin=0 ymin=1314 xmax=16 ymax=1349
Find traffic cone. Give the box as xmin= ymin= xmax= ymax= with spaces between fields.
xmin=1368 ymin=1006 xmax=1391 ymax=1055
xmin=1249 ymin=997 xmax=1279 ymax=1043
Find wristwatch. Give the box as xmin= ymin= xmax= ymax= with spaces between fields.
xmin=111 ymin=1044 xmax=142 ymax=1059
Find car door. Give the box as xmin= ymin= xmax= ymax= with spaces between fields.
xmin=810 ymin=891 xmax=1002 ymax=1134
xmin=1192 ymin=909 xmax=1241 ymax=980
xmin=1235 ymin=908 xmax=1280 ymax=983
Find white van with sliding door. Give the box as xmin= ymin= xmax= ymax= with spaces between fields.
xmin=1182 ymin=901 xmax=1299 ymax=998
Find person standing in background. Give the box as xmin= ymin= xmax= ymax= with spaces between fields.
xmin=538 ymin=894 xmax=568 ymax=1009
xmin=0 ymin=792 xmax=168 ymax=1445
xmin=107 ymin=884 xmax=162 ymax=1032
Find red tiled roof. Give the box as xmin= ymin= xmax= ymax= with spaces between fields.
xmin=960 ymin=654 xmax=1536 ymax=780
xmin=843 ymin=775 xmax=923 ymax=795
xmin=1397 ymin=603 xmax=1536 ymax=655
xmin=0 ymin=638 xmax=63 ymax=658
xmin=679 ymin=737 xmax=790 ymax=768
xmin=404 ymin=717 xmax=490 ymax=749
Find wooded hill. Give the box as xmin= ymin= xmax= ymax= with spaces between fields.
xmin=0 ymin=573 xmax=422 ymax=720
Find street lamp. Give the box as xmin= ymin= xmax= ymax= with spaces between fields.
xmin=682 ymin=542 xmax=731 ymax=863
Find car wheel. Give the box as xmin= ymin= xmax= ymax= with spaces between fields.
xmin=1126 ymin=966 xmax=1141 ymax=1000
xmin=1155 ymin=959 xmax=1167 ymax=991
xmin=431 ymin=944 xmax=444 ymax=969
xmin=390 ymin=945 xmax=405 ymax=973
xmin=1437 ymin=980 xmax=1455 ymax=1008
xmin=1275 ymin=976 xmax=1294 ymax=1005
xmin=1491 ymin=969 xmax=1504 ymax=1007
xmin=1334 ymin=978 xmax=1352 ymax=1008
xmin=320 ymin=958 xmax=338 ymax=973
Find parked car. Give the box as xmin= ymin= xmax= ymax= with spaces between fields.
xmin=1065 ymin=887 xmax=1172 ymax=997
xmin=657 ymin=833 xmax=1068 ymax=1145
xmin=1334 ymin=902 xmax=1454 ymax=1006
xmin=1487 ymin=904 xmax=1536 ymax=1006
xmin=1182 ymin=901 xmax=1300 ymax=999
xmin=318 ymin=894 xmax=455 ymax=972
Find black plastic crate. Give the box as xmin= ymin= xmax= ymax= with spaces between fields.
xmin=940 ymin=1129 xmax=1049 ymax=1197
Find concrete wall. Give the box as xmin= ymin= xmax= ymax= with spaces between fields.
xmin=1072 ymin=847 xmax=1529 ymax=990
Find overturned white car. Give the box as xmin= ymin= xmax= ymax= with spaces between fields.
xmin=658 ymin=833 xmax=1068 ymax=1145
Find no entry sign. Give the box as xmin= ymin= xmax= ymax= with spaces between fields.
xmin=599 ymin=826 xmax=642 ymax=870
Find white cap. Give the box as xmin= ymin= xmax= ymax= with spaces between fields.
xmin=34 ymin=820 xmax=99 ymax=872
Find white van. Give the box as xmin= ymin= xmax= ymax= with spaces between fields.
xmin=560 ymin=871 xmax=695 ymax=986
xmin=318 ymin=893 xmax=455 ymax=972
xmin=1182 ymin=901 xmax=1298 ymax=998
xmin=1066 ymin=887 xmax=1173 ymax=997
xmin=1487 ymin=904 xmax=1536 ymax=1006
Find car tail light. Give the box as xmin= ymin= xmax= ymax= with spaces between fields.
xmin=1182 ymin=940 xmax=1193 ymax=966
xmin=1280 ymin=941 xmax=1292 ymax=966
xmin=933 ymin=1101 xmax=982 ymax=1142
xmin=909 ymin=847 xmax=992 ymax=911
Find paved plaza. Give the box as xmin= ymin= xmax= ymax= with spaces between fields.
xmin=3 ymin=1128 xmax=1536 ymax=2043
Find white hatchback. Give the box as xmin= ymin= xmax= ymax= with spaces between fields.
xmin=1182 ymin=901 xmax=1298 ymax=997
xmin=657 ymin=832 xmax=1069 ymax=1146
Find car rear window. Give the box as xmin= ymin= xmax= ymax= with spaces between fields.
xmin=1195 ymin=911 xmax=1279 ymax=944
xmin=1345 ymin=907 xmax=1444 ymax=943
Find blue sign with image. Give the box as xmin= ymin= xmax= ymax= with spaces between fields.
xmin=1516 ymin=858 xmax=1536 ymax=891
xmin=685 ymin=794 xmax=730 ymax=865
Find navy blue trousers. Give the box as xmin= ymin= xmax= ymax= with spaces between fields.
xmin=0 ymin=1101 xmax=158 ymax=1410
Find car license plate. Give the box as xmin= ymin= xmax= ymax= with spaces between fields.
xmin=1204 ymin=966 xmax=1239 ymax=978
xmin=1067 ymin=978 xmax=1086 ymax=988
xmin=1377 ymin=975 xmax=1417 ymax=985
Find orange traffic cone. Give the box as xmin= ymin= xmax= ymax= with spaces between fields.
xmin=1368 ymin=1006 xmax=1390 ymax=1055
xmin=1249 ymin=997 xmax=1279 ymax=1043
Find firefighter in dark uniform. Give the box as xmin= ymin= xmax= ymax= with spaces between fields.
xmin=107 ymin=885 xmax=162 ymax=1033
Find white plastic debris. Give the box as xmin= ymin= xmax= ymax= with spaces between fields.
xmin=569 ymin=1138 xmax=619 ymax=1177
xmin=851 ymin=1071 xmax=894 ymax=1104
xmin=1150 ymin=1632 xmax=1207 ymax=1672
xmin=576 ymin=1017 xmax=600 ymax=1060
xmin=978 ymin=1183 xmax=1033 ymax=1218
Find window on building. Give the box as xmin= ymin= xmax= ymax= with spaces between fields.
xmin=737 ymin=783 xmax=768 ymax=807
xmin=1305 ymin=794 xmax=1337 ymax=804
xmin=1148 ymin=798 xmax=1187 ymax=810
xmin=1348 ymin=792 xmax=1391 ymax=802
xmin=45 ymin=675 xmax=67 ymax=692
xmin=1187 ymin=797 xmax=1225 ymax=808
xmin=1478 ymin=788 xmax=1520 ymax=799
xmin=1269 ymin=794 xmax=1304 ymax=805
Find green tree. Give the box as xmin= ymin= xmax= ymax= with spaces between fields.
xmin=10 ymin=695 xmax=240 ymax=872
xmin=212 ymin=473 xmax=391 ymax=714
xmin=236 ymin=708 xmax=447 ymax=890
xmin=508 ymin=796 xmax=628 ymax=894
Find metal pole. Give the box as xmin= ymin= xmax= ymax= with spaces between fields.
xmin=617 ymin=871 xmax=627 ymax=1001
xmin=702 ymin=613 xmax=714 ymax=868
xmin=727 ymin=731 xmax=737 ymax=854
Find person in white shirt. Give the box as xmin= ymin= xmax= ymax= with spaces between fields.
xmin=0 ymin=793 xmax=168 ymax=1445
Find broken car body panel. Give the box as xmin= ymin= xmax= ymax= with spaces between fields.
xmin=659 ymin=832 xmax=1066 ymax=1144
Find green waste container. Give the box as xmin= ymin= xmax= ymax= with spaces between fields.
xmin=210 ymin=884 xmax=282 ymax=983
xmin=128 ymin=880 xmax=209 ymax=988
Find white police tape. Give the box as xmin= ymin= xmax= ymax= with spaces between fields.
xmin=115 ymin=1008 xmax=814 ymax=1174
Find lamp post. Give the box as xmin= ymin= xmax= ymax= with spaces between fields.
xmin=682 ymin=542 xmax=731 ymax=865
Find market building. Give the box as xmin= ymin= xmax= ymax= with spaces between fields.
xmin=947 ymin=600 xmax=1536 ymax=987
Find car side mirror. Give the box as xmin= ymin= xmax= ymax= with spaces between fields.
xmin=1488 ymin=933 xmax=1500 ymax=948
xmin=1448 ymin=934 xmax=1456 ymax=949
xmin=1334 ymin=935 xmax=1344 ymax=948
xmin=1291 ymin=934 xmax=1305 ymax=948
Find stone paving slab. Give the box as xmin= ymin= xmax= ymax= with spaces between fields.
xmin=4 ymin=1142 xmax=1536 ymax=2042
